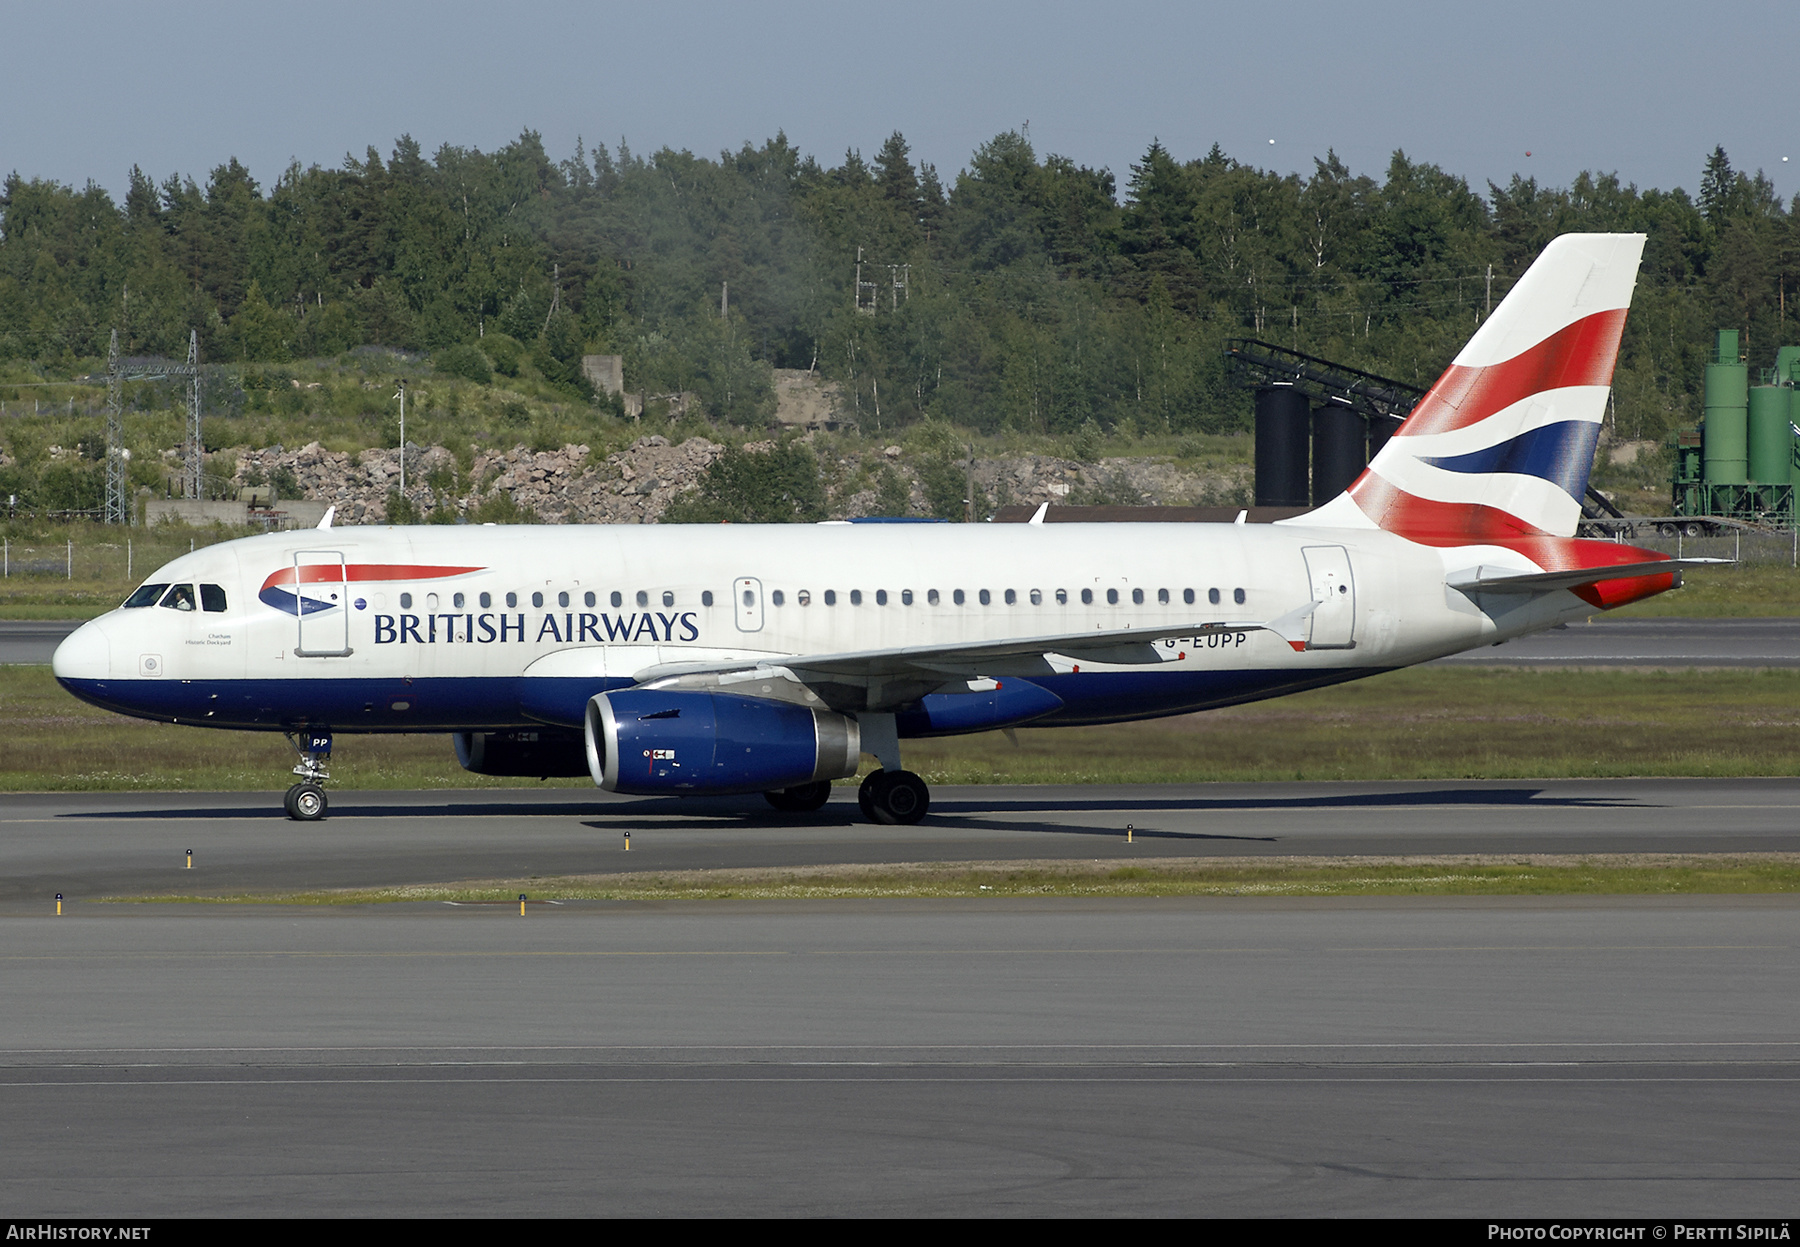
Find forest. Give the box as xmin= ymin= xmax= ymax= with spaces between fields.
xmin=0 ymin=129 xmax=1794 ymax=447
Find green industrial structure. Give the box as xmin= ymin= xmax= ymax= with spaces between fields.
xmin=1674 ymin=330 xmax=1800 ymax=530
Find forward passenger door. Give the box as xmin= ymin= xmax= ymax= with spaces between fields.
xmin=294 ymin=549 xmax=353 ymax=657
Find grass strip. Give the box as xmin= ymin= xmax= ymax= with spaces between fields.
xmin=99 ymin=854 xmax=1800 ymax=905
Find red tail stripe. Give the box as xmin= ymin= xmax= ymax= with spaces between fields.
xmin=1347 ymin=471 xmax=1672 ymax=608
xmin=1395 ymin=308 xmax=1627 ymax=439
xmin=261 ymin=563 xmax=484 ymax=590
xmin=1347 ymin=472 xmax=1544 ymax=544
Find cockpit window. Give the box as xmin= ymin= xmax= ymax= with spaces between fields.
xmin=123 ymin=584 xmax=169 ymax=608
xmin=200 ymin=584 xmax=227 ymax=613
xmin=159 ymin=584 xmax=197 ymax=612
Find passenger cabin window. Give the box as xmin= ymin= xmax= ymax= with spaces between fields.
xmin=584 ymin=591 xmax=596 ymax=607
xmin=1234 ymin=588 xmax=1247 ymax=605
xmin=849 ymin=590 xmax=862 ymax=605
xmin=1132 ymin=588 xmax=1145 ymax=605
xmin=1106 ymin=588 xmax=1119 ymax=605
xmin=1055 ymin=589 xmax=1068 ymax=605
xmin=399 ymin=592 xmax=413 ymax=609
xmin=824 ymin=590 xmax=837 ymax=606
xmin=1157 ymin=589 xmax=1169 ymax=604
xmin=531 ymin=592 xmax=544 ymax=608
xmin=662 ymin=591 xmax=675 ymax=607
xmin=453 ymin=592 xmax=465 ymax=609
xmin=952 ymin=589 xmax=964 ymax=605
xmin=124 ymin=583 xmax=169 ymax=608
xmin=558 ymin=591 xmax=570 ymax=608
xmin=636 ymin=590 xmax=649 ymax=607
xmin=900 ymin=590 xmax=911 ymax=605
xmin=160 ymin=584 xmax=196 ymax=612
xmin=1003 ymin=589 xmax=1015 ymax=605
xmin=1030 ymin=589 xmax=1042 ymax=605
xmin=506 ymin=592 xmax=518 ymax=608
xmin=1183 ymin=589 xmax=1195 ymax=605
xmin=480 ymin=592 xmax=492 ymax=609
xmin=797 ymin=590 xmax=812 ymax=606
xmin=1208 ymin=588 xmax=1221 ymax=605
xmin=771 ymin=590 xmax=785 ymax=606
xmin=927 ymin=589 xmax=940 ymax=605
xmin=1081 ymin=589 xmax=1093 ymax=605
xmin=702 ymin=590 xmax=714 ymax=607
xmin=611 ymin=591 xmax=623 ymax=608
xmin=200 ymin=584 xmax=228 ymax=613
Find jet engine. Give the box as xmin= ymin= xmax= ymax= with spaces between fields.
xmin=453 ymin=728 xmax=592 ymax=778
xmin=585 ymin=689 xmax=861 ymax=795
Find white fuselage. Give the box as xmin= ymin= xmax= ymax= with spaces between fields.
xmin=52 ymin=520 xmax=1588 ymax=736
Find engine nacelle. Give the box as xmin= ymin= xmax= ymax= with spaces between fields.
xmin=585 ymin=689 xmax=861 ymax=795
xmin=453 ymin=728 xmax=592 ymax=778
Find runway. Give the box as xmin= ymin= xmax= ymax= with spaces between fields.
xmin=6 ymin=781 xmax=1798 ymax=1215
xmin=7 ymin=616 xmax=1800 ymax=666
xmin=6 ymin=778 xmax=1800 ymax=904
xmin=1429 ymin=616 xmax=1800 ymax=667
xmin=0 ymin=618 xmax=80 ymax=664
xmin=3 ymin=895 xmax=1795 ymax=1216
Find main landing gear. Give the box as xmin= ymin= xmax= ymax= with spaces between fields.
xmin=764 ymin=780 xmax=833 ymax=813
xmin=283 ymin=727 xmax=333 ymax=821
xmin=858 ymin=769 xmax=930 ymax=825
xmin=754 ymin=716 xmax=931 ymax=824
xmin=760 ymin=772 xmax=931 ymax=822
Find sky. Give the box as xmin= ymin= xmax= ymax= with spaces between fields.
xmin=4 ymin=0 xmax=1794 ymax=206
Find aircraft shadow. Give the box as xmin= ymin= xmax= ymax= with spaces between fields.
xmin=69 ymin=785 xmax=1638 ymax=824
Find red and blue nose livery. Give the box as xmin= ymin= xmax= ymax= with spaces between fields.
xmin=258 ymin=563 xmax=485 ymax=615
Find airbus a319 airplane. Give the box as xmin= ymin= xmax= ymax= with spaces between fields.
xmin=54 ymin=233 xmax=1704 ymax=823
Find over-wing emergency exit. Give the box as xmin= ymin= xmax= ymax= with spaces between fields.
xmin=55 ymin=234 xmax=1708 ymax=824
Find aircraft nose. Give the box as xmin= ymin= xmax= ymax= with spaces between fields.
xmin=52 ymin=618 xmax=112 ymax=682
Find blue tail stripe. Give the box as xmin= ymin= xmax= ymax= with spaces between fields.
xmin=1420 ymin=420 xmax=1600 ymax=501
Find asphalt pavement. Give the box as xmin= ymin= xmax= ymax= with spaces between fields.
xmin=2 ymin=895 xmax=1794 ymax=1216
xmin=5 ymin=778 xmax=1800 ymax=905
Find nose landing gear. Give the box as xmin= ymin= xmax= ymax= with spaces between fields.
xmin=284 ymin=727 xmax=333 ymax=821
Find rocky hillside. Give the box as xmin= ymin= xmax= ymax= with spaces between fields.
xmin=227 ymin=435 xmax=1254 ymax=524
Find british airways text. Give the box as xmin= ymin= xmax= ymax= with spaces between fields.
xmin=373 ymin=612 xmax=700 ymax=644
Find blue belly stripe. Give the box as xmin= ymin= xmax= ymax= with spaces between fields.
xmin=57 ymin=666 xmax=1389 ymax=736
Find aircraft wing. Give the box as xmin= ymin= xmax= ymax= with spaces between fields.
xmin=630 ymin=605 xmax=1320 ymax=686
xmin=1446 ymin=558 xmax=1728 ymax=595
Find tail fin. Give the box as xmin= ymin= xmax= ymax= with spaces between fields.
xmin=1304 ymin=233 xmax=1646 ymax=544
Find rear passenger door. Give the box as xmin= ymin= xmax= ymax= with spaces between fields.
xmin=1302 ymin=546 xmax=1356 ymax=649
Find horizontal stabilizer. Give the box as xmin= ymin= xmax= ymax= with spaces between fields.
xmin=1446 ymin=558 xmax=1727 ymax=595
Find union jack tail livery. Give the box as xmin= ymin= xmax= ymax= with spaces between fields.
xmin=1311 ymin=233 xmax=1646 ymax=544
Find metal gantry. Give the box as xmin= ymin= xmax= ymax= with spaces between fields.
xmin=103 ymin=327 xmax=205 ymax=525
xmin=104 ymin=331 xmax=129 ymax=525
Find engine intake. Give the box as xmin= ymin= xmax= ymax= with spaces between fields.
xmin=586 ymin=689 xmax=861 ymax=795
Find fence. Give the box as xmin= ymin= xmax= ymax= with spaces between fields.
xmin=1600 ymin=526 xmax=1800 ymax=568
xmin=1 ymin=530 xmax=234 ymax=589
